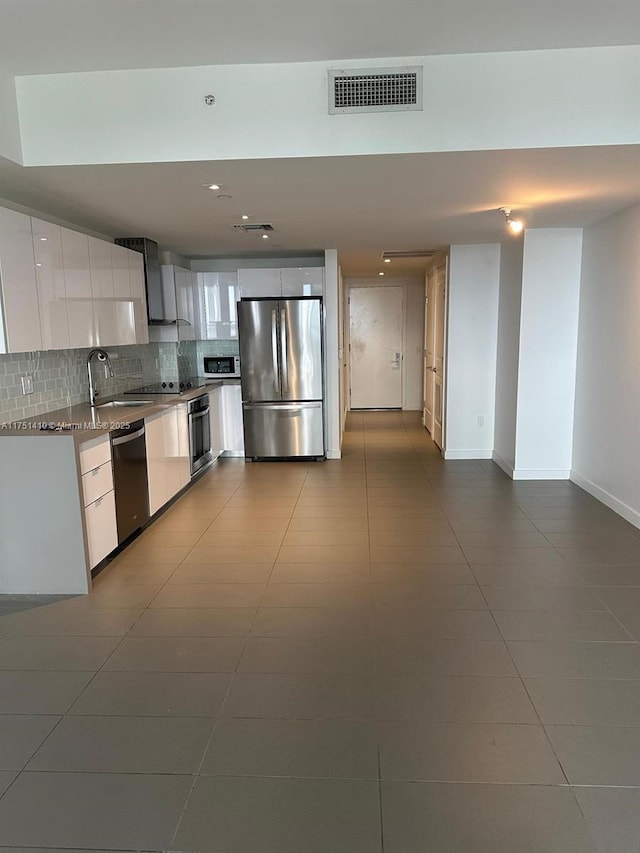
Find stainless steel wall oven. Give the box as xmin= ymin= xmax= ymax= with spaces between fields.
xmin=188 ymin=394 xmax=212 ymax=475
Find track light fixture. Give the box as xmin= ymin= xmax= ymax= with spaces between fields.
xmin=500 ymin=208 xmax=524 ymax=235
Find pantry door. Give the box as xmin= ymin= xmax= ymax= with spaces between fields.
xmin=349 ymin=285 xmax=403 ymax=409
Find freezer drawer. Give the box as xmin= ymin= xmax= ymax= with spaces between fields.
xmin=243 ymin=402 xmax=324 ymax=459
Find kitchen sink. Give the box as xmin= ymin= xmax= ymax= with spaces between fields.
xmin=95 ymin=400 xmax=153 ymax=408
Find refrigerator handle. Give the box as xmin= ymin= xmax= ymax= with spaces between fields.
xmin=280 ymin=308 xmax=288 ymax=393
xmin=271 ymin=308 xmax=279 ymax=380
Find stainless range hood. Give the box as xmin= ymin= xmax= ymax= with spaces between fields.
xmin=114 ymin=236 xmax=177 ymax=325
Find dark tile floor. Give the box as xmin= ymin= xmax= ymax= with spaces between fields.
xmin=1 ymin=410 xmax=639 ymax=852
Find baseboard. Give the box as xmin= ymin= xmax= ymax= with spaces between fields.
xmin=221 ymin=450 xmax=245 ymax=458
xmin=570 ymin=470 xmax=640 ymax=529
xmin=512 ymin=468 xmax=571 ymax=480
xmin=326 ymin=449 xmax=342 ymax=460
xmin=443 ymin=449 xmax=493 ymax=460
xmin=492 ymin=452 xmax=514 ymax=478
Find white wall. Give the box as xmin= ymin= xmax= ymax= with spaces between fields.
xmin=338 ymin=265 xmax=348 ymax=435
xmin=572 ymin=204 xmax=640 ymax=527
xmin=444 ymin=244 xmax=500 ymax=459
xmin=514 ymin=228 xmax=583 ymax=478
xmin=15 ymin=47 xmax=638 ymax=166
xmin=0 ymin=69 xmax=22 ymax=164
xmin=493 ymin=237 xmax=524 ymax=473
xmin=324 ymin=249 xmax=341 ymax=459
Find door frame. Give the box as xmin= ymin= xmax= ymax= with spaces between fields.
xmin=345 ymin=278 xmax=409 ymax=410
xmin=422 ymin=253 xmax=449 ymax=453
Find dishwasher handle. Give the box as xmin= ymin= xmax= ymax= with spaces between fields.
xmin=189 ymin=407 xmax=210 ymax=420
xmin=112 ymin=425 xmax=145 ymax=446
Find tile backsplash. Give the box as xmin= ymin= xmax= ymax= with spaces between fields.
xmin=0 ymin=338 xmax=235 ymax=424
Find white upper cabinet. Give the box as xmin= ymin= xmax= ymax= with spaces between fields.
xmin=0 ymin=203 xmax=149 ymax=354
xmin=88 ymin=236 xmax=117 ymax=348
xmin=175 ymin=268 xmax=197 ymax=341
xmin=110 ymin=242 xmax=136 ymax=346
xmin=238 ymin=267 xmax=282 ymax=298
xmin=281 ymin=267 xmax=324 ymax=297
xmin=238 ymin=266 xmax=324 ymax=300
xmin=0 ymin=207 xmax=42 ymax=353
xmin=60 ymin=227 xmax=96 ymax=349
xmin=32 ymin=218 xmax=69 ymax=351
xmin=128 ymin=250 xmax=149 ymax=345
xmin=198 ymin=272 xmax=240 ymax=340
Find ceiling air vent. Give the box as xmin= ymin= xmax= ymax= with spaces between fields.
xmin=382 ymin=250 xmax=436 ymax=260
xmin=232 ymin=223 xmax=274 ymax=234
xmin=329 ymin=67 xmax=422 ymax=114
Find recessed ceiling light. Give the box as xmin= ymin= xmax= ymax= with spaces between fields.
xmin=39 ymin=237 xmax=47 ymax=241
xmin=379 ymin=271 xmax=385 ymax=276
xmin=207 ymin=183 xmax=221 ymax=190
xmin=262 ymin=234 xmax=269 ymax=239
xmin=383 ymin=258 xmax=390 ymax=263
xmin=241 ymin=214 xmax=250 ymax=220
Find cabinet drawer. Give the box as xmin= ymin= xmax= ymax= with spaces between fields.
xmin=79 ymin=433 xmax=112 ymax=474
xmin=84 ymin=489 xmax=118 ymax=569
xmin=81 ymin=459 xmax=113 ymax=507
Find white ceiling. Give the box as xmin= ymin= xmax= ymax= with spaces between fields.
xmin=0 ymin=0 xmax=639 ymax=75
xmin=1 ymin=147 xmax=638 ymax=275
xmin=0 ymin=1 xmax=638 ymax=276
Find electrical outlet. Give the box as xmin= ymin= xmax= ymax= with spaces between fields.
xmin=477 ymin=415 xmax=485 ymax=428
xmin=21 ymin=375 xmax=34 ymax=395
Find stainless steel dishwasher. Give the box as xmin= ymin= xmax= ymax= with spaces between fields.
xmin=111 ymin=419 xmax=150 ymax=543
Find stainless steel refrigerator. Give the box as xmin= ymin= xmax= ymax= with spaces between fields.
xmin=238 ymin=296 xmax=325 ymax=459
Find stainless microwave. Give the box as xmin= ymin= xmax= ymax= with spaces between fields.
xmin=203 ymin=355 xmax=240 ymax=377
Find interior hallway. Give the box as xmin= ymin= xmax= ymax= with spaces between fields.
xmin=1 ymin=411 xmax=640 ymax=852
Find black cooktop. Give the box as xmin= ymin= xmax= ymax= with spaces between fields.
xmin=125 ymin=377 xmax=206 ymax=395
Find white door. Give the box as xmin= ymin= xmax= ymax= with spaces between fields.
xmin=349 ymin=286 xmax=403 ymax=409
xmin=423 ymin=270 xmax=436 ymax=433
xmin=433 ymin=262 xmax=447 ymax=449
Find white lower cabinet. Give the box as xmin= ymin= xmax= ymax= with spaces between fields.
xmin=84 ymin=490 xmax=118 ymax=569
xmin=146 ymin=406 xmax=190 ymax=515
xmin=79 ymin=434 xmax=117 ymax=569
xmin=221 ymin=383 xmax=245 ymax=455
xmin=146 ymin=411 xmax=167 ymax=516
xmin=166 ymin=403 xmax=191 ymax=500
xmin=208 ymin=386 xmax=224 ymax=460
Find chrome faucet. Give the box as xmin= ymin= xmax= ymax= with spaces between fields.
xmin=87 ymin=348 xmax=115 ymax=406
